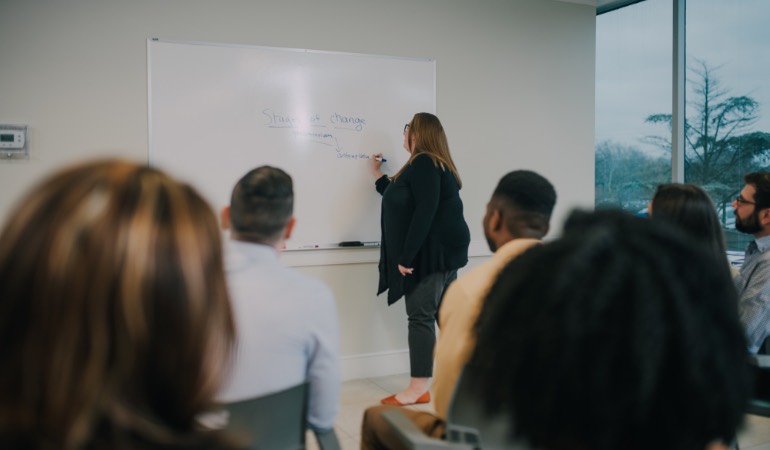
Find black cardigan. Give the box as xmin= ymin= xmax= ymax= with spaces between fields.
xmin=375 ymin=153 xmax=470 ymax=305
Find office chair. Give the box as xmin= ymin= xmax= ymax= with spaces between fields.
xmin=381 ymin=408 xmax=475 ymax=450
xmin=734 ymin=354 xmax=770 ymax=450
xmin=381 ymin=365 xmax=530 ymax=450
xmin=443 ymin=366 xmax=515 ymax=450
xmin=747 ymin=354 xmax=770 ymax=417
xmin=223 ymin=382 xmax=341 ymax=450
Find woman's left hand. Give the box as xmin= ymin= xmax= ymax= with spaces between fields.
xmin=398 ymin=264 xmax=414 ymax=276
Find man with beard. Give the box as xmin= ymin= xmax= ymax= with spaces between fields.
xmin=360 ymin=170 xmax=556 ymax=449
xmin=733 ymin=171 xmax=770 ymax=353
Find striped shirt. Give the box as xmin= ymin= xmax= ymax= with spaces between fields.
xmin=736 ymin=235 xmax=770 ymax=353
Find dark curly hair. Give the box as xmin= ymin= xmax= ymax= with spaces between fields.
xmin=469 ymin=209 xmax=750 ymax=450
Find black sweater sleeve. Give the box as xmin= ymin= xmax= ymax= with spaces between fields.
xmin=375 ymin=174 xmax=390 ymax=195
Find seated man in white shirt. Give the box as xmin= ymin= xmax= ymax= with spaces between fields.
xmin=218 ymin=165 xmax=340 ymax=433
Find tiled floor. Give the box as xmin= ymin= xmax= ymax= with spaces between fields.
xmin=311 ymin=372 xmax=770 ymax=450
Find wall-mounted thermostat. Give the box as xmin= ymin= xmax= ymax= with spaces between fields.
xmin=0 ymin=125 xmax=29 ymax=160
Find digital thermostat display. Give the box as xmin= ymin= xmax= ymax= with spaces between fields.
xmin=0 ymin=129 xmax=25 ymax=149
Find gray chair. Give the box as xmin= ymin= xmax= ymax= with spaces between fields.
xmin=381 ymin=408 xmax=475 ymax=450
xmin=223 ymin=382 xmax=341 ymax=450
xmin=735 ymin=355 xmax=770 ymax=450
xmin=443 ymin=366 xmax=514 ymax=450
xmin=381 ymin=365 xmax=530 ymax=450
xmin=747 ymin=355 xmax=770 ymax=417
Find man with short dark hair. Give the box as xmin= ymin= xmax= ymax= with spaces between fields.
xmin=361 ymin=170 xmax=556 ymax=449
xmin=218 ymin=166 xmax=340 ymax=433
xmin=734 ymin=171 xmax=770 ymax=353
xmin=431 ymin=169 xmax=556 ymax=418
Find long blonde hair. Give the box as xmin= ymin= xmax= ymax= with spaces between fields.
xmin=0 ymin=160 xmax=236 ymax=449
xmin=393 ymin=112 xmax=463 ymax=188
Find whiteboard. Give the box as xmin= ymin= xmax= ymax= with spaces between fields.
xmin=148 ymin=39 xmax=435 ymax=250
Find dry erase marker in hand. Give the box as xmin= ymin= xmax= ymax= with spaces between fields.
xmin=375 ymin=156 xmax=387 ymax=162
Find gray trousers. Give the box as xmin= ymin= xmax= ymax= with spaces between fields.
xmin=404 ymin=270 xmax=457 ymax=377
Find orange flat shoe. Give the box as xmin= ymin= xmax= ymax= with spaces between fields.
xmin=380 ymin=391 xmax=431 ymax=406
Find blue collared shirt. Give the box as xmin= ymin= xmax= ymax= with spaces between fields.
xmin=736 ymin=234 xmax=770 ymax=353
xmin=218 ymin=239 xmax=341 ymax=432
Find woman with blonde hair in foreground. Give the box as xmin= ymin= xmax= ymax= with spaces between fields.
xmin=0 ymin=160 xmax=238 ymax=449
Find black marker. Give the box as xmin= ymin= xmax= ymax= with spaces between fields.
xmin=339 ymin=241 xmax=380 ymax=247
xmin=375 ymin=156 xmax=387 ymax=162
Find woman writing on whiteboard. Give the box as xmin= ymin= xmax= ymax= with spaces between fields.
xmin=370 ymin=112 xmax=470 ymax=406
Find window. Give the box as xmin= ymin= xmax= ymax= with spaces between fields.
xmin=595 ymin=0 xmax=671 ymax=214
xmin=596 ymin=0 xmax=770 ymax=251
xmin=684 ymin=1 xmax=770 ymax=250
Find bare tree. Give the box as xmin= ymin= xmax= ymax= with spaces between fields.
xmin=645 ymin=60 xmax=770 ymax=211
xmin=595 ymin=140 xmax=668 ymax=210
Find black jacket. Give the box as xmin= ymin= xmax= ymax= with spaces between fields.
xmin=375 ymin=153 xmax=470 ymax=304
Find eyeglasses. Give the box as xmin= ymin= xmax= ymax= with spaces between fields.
xmin=736 ymin=195 xmax=756 ymax=206
xmin=403 ymin=123 xmax=410 ymax=133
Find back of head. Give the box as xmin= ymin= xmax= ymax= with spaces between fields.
xmin=470 ymin=209 xmax=749 ymax=450
xmin=0 ymin=159 xmax=235 ymax=449
xmin=650 ymin=183 xmax=726 ymax=260
xmin=403 ymin=112 xmax=462 ymax=188
xmin=745 ymin=171 xmax=770 ymax=209
xmin=229 ymin=165 xmax=293 ymax=244
xmin=491 ymin=170 xmax=556 ymax=237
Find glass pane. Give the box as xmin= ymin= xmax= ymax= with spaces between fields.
xmin=685 ymin=1 xmax=770 ymax=251
xmin=595 ymin=0 xmax=672 ymax=215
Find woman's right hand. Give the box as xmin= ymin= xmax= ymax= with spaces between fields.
xmin=371 ymin=153 xmax=385 ymax=179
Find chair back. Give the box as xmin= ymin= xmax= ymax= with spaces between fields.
xmin=445 ymin=366 xmax=527 ymax=450
xmin=224 ymin=382 xmax=309 ymax=450
xmin=379 ymin=367 xmax=530 ymax=450
xmin=748 ymin=355 xmax=770 ymax=418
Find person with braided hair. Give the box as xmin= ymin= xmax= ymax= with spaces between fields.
xmin=468 ymin=209 xmax=750 ymax=450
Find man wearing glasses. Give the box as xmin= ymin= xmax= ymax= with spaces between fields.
xmin=733 ymin=171 xmax=770 ymax=354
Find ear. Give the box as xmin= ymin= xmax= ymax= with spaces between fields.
xmin=488 ymin=208 xmax=503 ymax=233
xmin=283 ymin=216 xmax=296 ymax=241
xmin=220 ymin=206 xmax=230 ymax=230
xmin=761 ymin=208 xmax=770 ymax=227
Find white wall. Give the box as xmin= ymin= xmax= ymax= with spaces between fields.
xmin=0 ymin=0 xmax=596 ymax=380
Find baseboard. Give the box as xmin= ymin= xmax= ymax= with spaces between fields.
xmin=341 ymin=349 xmax=410 ymax=381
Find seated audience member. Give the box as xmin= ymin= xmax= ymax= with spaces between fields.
xmin=0 ymin=160 xmax=238 ymax=449
xmin=218 ymin=166 xmax=340 ymax=433
xmin=649 ymin=183 xmax=729 ymax=268
xmin=733 ymin=172 xmax=770 ymax=354
xmin=361 ymin=170 xmax=556 ymax=449
xmin=468 ymin=209 xmax=750 ymax=450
